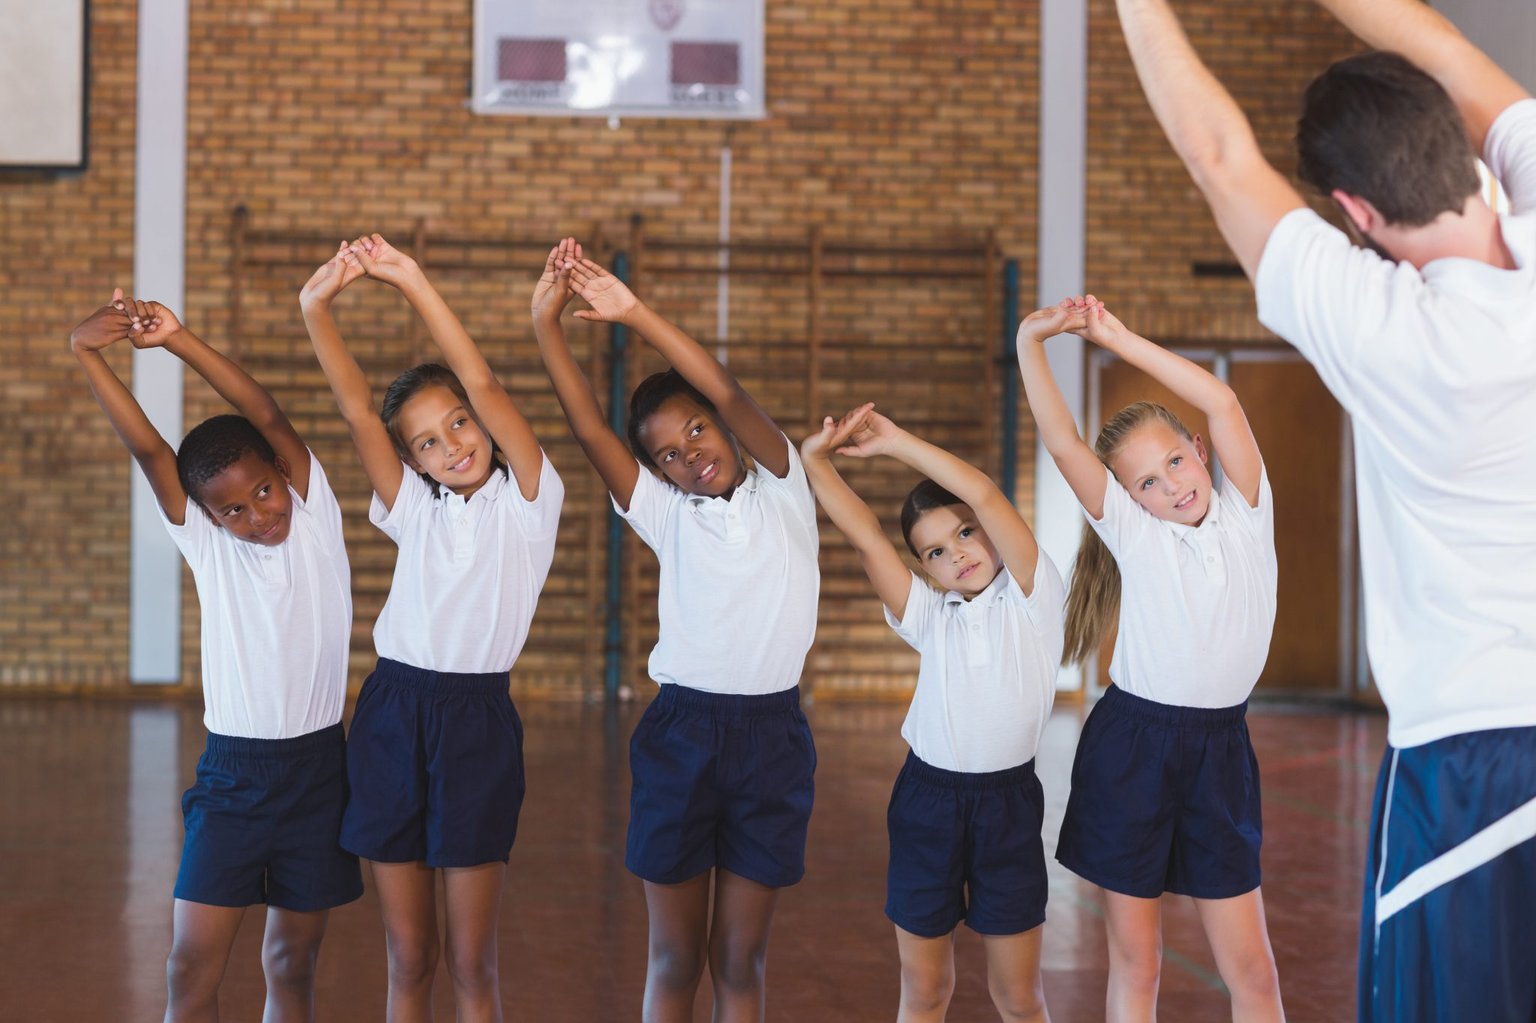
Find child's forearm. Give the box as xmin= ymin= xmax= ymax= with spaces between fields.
xmin=882 ymin=430 xmax=1001 ymax=511
xmin=1097 ymin=326 xmax=1240 ymax=421
xmin=396 ymin=273 xmax=497 ymax=392
xmin=803 ymin=455 xmax=889 ymax=555
xmin=167 ymin=329 xmax=287 ymax=431
xmin=74 ymin=347 xmax=172 ymax=461
xmin=1017 ymin=339 xmax=1090 ymax=461
xmin=301 ymin=304 xmax=376 ymax=423
xmin=533 ymin=319 xmax=609 ymax=441
xmin=626 ymin=304 xmax=740 ymax=411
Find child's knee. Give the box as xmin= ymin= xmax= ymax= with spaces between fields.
xmin=1224 ymin=947 xmax=1280 ymax=1001
xmin=900 ymin=960 xmax=956 ymax=1014
xmin=988 ymin=976 xmax=1046 ymax=1023
xmin=385 ymin=935 xmax=439 ymax=989
xmin=165 ymin=945 xmax=222 ymax=1004
xmin=1107 ymin=931 xmax=1162 ymax=992
xmin=261 ymin=935 xmax=320 ymax=991
xmin=649 ymin=938 xmax=707 ymax=992
xmin=710 ymin=936 xmax=769 ymax=995
xmin=444 ymin=941 xmax=498 ymax=995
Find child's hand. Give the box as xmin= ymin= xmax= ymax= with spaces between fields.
xmin=123 ymin=298 xmax=186 ymax=349
xmin=567 ymin=258 xmax=641 ymax=324
xmin=531 ymin=237 xmax=582 ymax=324
xmin=300 ymin=242 xmax=365 ymax=310
xmin=1017 ymin=298 xmax=1091 ymax=345
xmin=836 ymin=409 xmax=904 ymax=459
xmin=350 ymin=233 xmax=423 ymax=290
xmin=802 ymin=402 xmax=876 ymax=460
xmin=69 ymin=289 xmax=135 ymax=353
xmin=1071 ymin=295 xmax=1130 ymax=348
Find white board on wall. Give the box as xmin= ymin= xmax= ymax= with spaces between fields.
xmin=471 ymin=0 xmax=764 ymax=120
xmin=1 ymin=0 xmax=87 ymax=169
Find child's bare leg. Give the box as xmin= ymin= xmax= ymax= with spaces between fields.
xmin=1103 ymin=890 xmax=1162 ymax=1023
xmin=261 ymin=906 xmax=329 ymax=1023
xmin=642 ymin=874 xmax=711 ymax=1023
xmin=981 ymin=927 xmax=1050 ymax=1023
xmin=165 ymin=899 xmax=245 ymax=1023
xmin=894 ymin=927 xmax=957 ymax=1023
xmin=442 ymin=862 xmax=508 ymax=1023
xmin=707 ymin=870 xmax=781 ymax=1023
xmin=371 ymin=860 xmax=440 ymax=1023
xmin=1192 ymin=889 xmax=1283 ymax=1023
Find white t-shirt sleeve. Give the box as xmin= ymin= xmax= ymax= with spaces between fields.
xmin=1220 ymin=463 xmax=1274 ymax=538
xmin=883 ymin=571 xmax=936 ymax=651
xmin=158 ymin=493 xmax=213 ymax=566
xmin=1254 ymin=208 xmax=1399 ymax=412
xmin=1017 ymin=552 xmax=1067 ymax=666
xmin=1485 ymin=98 xmax=1536 ymax=214
xmin=1085 ymin=464 xmax=1157 ymax=559
xmin=509 ymin=452 xmax=564 ymax=540
xmin=613 ymin=461 xmax=676 ymax=552
xmin=755 ymin=434 xmax=817 ymax=512
xmin=368 ymin=462 xmax=427 ymax=544
xmin=299 ymin=453 xmax=346 ymax=555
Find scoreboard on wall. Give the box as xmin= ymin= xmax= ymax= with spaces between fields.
xmin=472 ymin=0 xmax=764 ymax=120
xmin=1 ymin=0 xmax=86 ymax=170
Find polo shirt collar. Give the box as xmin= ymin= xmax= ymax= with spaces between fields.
xmin=1165 ymin=483 xmax=1222 ymax=545
xmin=685 ymin=465 xmax=762 ymax=510
xmin=942 ymin=566 xmax=1012 ymax=606
xmin=442 ymin=466 xmax=508 ymax=511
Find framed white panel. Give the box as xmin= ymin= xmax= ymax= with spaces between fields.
xmin=472 ymin=0 xmax=764 ymax=120
xmin=0 ymin=0 xmax=87 ymax=169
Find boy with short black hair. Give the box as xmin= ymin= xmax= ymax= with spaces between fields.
xmin=71 ymin=291 xmax=360 ymax=1023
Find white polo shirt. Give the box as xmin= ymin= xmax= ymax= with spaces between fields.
xmin=370 ymin=456 xmax=563 ymax=674
xmin=1090 ymin=464 xmax=1277 ymax=709
xmin=1256 ymin=99 xmax=1536 ymax=748
xmin=160 ymin=453 xmax=353 ymax=740
xmin=883 ymin=556 xmax=1065 ymax=774
xmin=615 ymin=435 xmax=820 ymax=695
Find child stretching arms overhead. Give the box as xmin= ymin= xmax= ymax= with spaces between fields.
xmin=1018 ymin=297 xmax=1283 ymax=1023
xmin=71 ymin=291 xmax=361 ymax=1023
xmin=532 ymin=238 xmax=818 ymax=1023
xmin=300 ymin=236 xmax=562 ymax=1023
xmin=801 ymin=403 xmax=1062 ymax=1023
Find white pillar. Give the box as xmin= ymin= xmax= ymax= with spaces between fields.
xmin=129 ymin=0 xmax=188 ymax=682
xmin=1431 ymin=1 xmax=1536 ymax=93
xmin=1037 ymin=0 xmax=1088 ymax=690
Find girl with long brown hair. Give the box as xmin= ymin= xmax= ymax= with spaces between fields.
xmin=1017 ymin=297 xmax=1284 ymax=1023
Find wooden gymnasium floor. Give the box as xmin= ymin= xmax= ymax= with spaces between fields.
xmin=0 ymin=696 xmax=1381 ymax=1021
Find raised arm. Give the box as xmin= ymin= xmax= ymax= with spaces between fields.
xmin=532 ymin=239 xmax=640 ymax=508
xmin=128 ymin=298 xmax=312 ymax=498
xmin=70 ymin=291 xmax=186 ymax=523
xmin=838 ymin=409 xmax=1042 ymax=596
xmin=1076 ymin=297 xmax=1262 ymax=507
xmin=1312 ymin=0 xmax=1528 ymax=152
xmin=1115 ymin=0 xmax=1306 ymax=279
xmin=299 ymin=242 xmax=408 ymax=510
xmin=349 ymin=234 xmax=546 ymax=501
xmin=1016 ymin=302 xmax=1110 ymax=519
xmin=800 ymin=404 xmax=914 ymax=617
xmin=565 ymin=257 xmax=789 ymax=478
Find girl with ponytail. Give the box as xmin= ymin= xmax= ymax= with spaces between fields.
xmin=1018 ymin=297 xmax=1284 ymax=1023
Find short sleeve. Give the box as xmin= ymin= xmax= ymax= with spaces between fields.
xmin=613 ymin=461 xmax=678 ymax=552
xmin=883 ymin=572 xmax=937 ymax=652
xmin=508 ymin=452 xmax=564 ymax=540
xmin=1085 ymin=464 xmax=1157 ymax=559
xmin=368 ymin=462 xmax=425 ymax=544
xmin=1255 ymin=208 xmax=1400 ymax=412
xmin=158 ymin=493 xmax=213 ymax=566
xmin=1018 ymin=551 xmax=1066 ymax=648
xmin=757 ymin=434 xmax=815 ymax=501
xmin=297 ymin=453 xmax=346 ymax=555
xmin=1485 ymin=98 xmax=1536 ymax=214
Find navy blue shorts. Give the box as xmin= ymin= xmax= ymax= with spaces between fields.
xmin=340 ymin=658 xmax=525 ymax=868
xmin=886 ymin=752 xmax=1048 ymax=938
xmin=1358 ymin=725 xmax=1536 ymax=1023
xmin=1056 ymin=685 xmax=1261 ymax=900
xmin=626 ymin=684 xmax=816 ymax=889
xmin=175 ymin=723 xmax=363 ymax=911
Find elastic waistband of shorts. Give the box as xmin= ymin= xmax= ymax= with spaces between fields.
xmin=1100 ymin=684 xmax=1248 ymax=729
xmin=371 ymin=657 xmax=510 ymax=695
xmin=902 ymin=751 xmax=1037 ymax=790
xmin=204 ymin=721 xmax=344 ymax=759
xmin=652 ymin=683 xmax=803 ymax=717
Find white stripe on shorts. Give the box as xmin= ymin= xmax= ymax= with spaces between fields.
xmin=1376 ymin=794 xmax=1536 ymax=926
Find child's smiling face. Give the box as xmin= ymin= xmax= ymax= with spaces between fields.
xmin=907 ymin=503 xmax=1001 ymax=597
xmin=638 ymin=394 xmax=745 ymax=497
xmin=196 ymin=451 xmax=295 ymax=546
xmin=396 ymin=384 xmax=495 ymax=497
xmin=1110 ymin=420 xmax=1213 ymax=526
